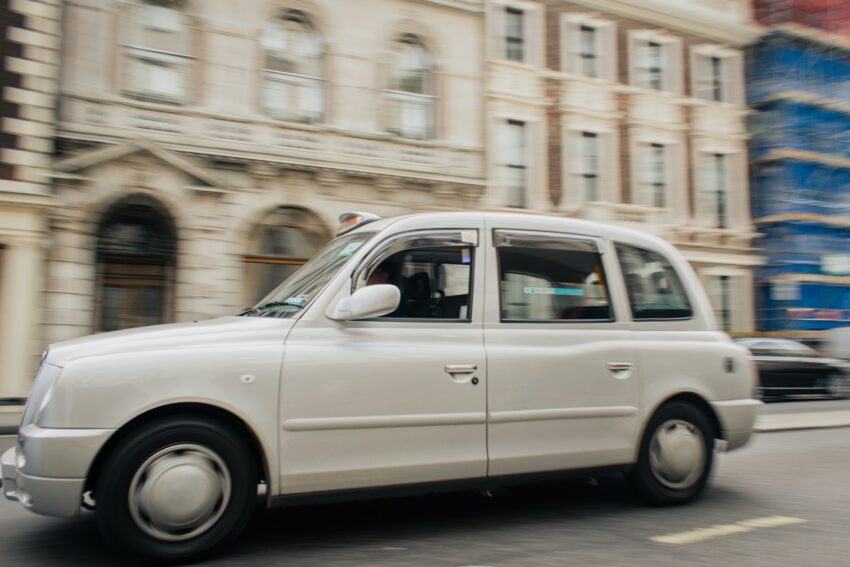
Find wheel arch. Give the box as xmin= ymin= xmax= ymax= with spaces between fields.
xmin=84 ymin=402 xmax=270 ymax=503
xmin=633 ymin=392 xmax=724 ymax=462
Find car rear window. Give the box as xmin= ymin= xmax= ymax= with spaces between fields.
xmin=616 ymin=243 xmax=692 ymax=320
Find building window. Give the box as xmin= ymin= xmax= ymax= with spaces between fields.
xmin=630 ymin=33 xmax=681 ymax=93
xmin=636 ymin=142 xmax=667 ymax=208
xmin=692 ymin=48 xmax=743 ymax=104
xmin=562 ymin=16 xmax=616 ymax=80
xmin=262 ymin=11 xmax=324 ymax=123
xmin=505 ymin=7 xmax=524 ymax=62
xmin=386 ymin=34 xmax=434 ymax=140
xmin=122 ymin=1 xmax=193 ymax=104
xmin=578 ymin=25 xmax=598 ymax=77
xmin=699 ymin=153 xmax=729 ymax=228
xmin=571 ymin=131 xmax=600 ymax=203
xmin=96 ymin=195 xmax=176 ymax=332
xmin=244 ymin=207 xmax=330 ymax=305
xmin=500 ymin=119 xmax=527 ymax=208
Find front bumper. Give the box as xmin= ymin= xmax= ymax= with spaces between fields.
xmin=710 ymin=398 xmax=763 ymax=451
xmin=2 ymin=425 xmax=113 ymax=518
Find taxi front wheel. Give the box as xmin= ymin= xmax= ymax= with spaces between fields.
xmin=95 ymin=416 xmax=257 ymax=561
xmin=628 ymin=402 xmax=714 ymax=506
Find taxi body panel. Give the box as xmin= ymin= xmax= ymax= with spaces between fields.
xmin=3 ymin=211 xmax=760 ymax=524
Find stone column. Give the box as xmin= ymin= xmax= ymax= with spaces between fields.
xmin=0 ymin=239 xmax=43 ymax=399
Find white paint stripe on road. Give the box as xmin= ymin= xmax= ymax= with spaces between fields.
xmin=650 ymin=516 xmax=808 ymax=545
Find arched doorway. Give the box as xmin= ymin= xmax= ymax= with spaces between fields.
xmin=244 ymin=206 xmax=329 ymax=305
xmin=95 ymin=195 xmax=176 ymax=331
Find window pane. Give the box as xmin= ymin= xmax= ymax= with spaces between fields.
xmin=616 ymin=244 xmax=692 ymax=320
xmin=365 ymin=245 xmax=473 ymax=320
xmin=497 ymin=234 xmax=612 ymax=321
xmin=580 ymin=25 xmax=597 ymax=77
xmin=506 ymin=8 xmax=524 ymax=62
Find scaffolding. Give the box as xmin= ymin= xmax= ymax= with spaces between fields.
xmin=748 ymin=1 xmax=850 ymax=337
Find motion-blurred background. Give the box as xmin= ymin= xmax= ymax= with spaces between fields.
xmin=1 ymin=0 xmax=849 ymax=403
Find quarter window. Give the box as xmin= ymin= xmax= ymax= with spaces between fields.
xmin=616 ymin=244 xmax=692 ymax=320
xmin=496 ymin=231 xmax=612 ymax=322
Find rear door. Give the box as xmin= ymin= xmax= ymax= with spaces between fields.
xmin=484 ymin=228 xmax=640 ymax=477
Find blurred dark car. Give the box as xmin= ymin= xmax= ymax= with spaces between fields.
xmin=736 ymin=338 xmax=850 ymax=400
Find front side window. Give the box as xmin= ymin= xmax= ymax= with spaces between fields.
xmin=506 ymin=7 xmax=524 ymax=62
xmin=262 ymin=11 xmax=324 ymax=123
xmin=496 ymin=231 xmax=613 ymax=322
xmin=386 ymin=35 xmax=434 ymax=140
xmin=359 ymin=232 xmax=476 ymax=320
xmin=123 ymin=1 xmax=193 ymax=104
xmin=616 ymin=244 xmax=692 ymax=320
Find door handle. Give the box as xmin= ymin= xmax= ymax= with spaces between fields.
xmin=445 ymin=364 xmax=478 ymax=374
xmin=445 ymin=364 xmax=478 ymax=384
xmin=606 ymin=362 xmax=634 ymax=379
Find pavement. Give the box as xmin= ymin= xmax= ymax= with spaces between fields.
xmin=2 ymin=399 xmax=850 ymax=435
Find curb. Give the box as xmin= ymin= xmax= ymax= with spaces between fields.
xmin=754 ymin=410 xmax=850 ymax=433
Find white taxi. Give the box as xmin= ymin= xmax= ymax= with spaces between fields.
xmin=2 ymin=211 xmax=761 ymax=560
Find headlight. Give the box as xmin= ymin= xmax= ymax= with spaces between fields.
xmin=20 ymin=352 xmax=61 ymax=427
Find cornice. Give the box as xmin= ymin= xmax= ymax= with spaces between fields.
xmin=556 ymin=0 xmax=764 ymax=45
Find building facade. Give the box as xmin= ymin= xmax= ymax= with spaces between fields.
xmin=0 ymin=0 xmax=487 ymax=403
xmin=505 ymin=0 xmax=763 ymax=333
xmin=0 ymin=0 xmax=60 ymax=403
xmin=748 ymin=16 xmax=850 ymax=338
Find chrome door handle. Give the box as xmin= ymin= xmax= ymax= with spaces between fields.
xmin=607 ymin=362 xmax=634 ymax=379
xmin=445 ymin=364 xmax=478 ymax=374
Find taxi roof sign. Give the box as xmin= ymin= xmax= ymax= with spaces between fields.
xmin=336 ymin=211 xmax=382 ymax=236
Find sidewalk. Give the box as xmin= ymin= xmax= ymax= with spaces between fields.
xmin=0 ymin=409 xmax=22 ymax=435
xmin=3 ymin=406 xmax=850 ymax=436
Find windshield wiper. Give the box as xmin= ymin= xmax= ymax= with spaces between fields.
xmin=238 ymin=300 xmax=303 ymax=317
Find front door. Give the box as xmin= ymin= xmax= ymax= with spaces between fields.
xmin=484 ymin=228 xmax=640 ymax=477
xmin=279 ymin=227 xmax=486 ymax=494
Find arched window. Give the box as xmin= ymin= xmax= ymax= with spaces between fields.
xmin=244 ymin=207 xmax=330 ymax=304
xmin=261 ymin=11 xmax=324 ymax=123
xmin=96 ymin=195 xmax=176 ymax=331
xmin=386 ymin=34 xmax=434 ymax=140
xmin=122 ymin=0 xmax=193 ymax=105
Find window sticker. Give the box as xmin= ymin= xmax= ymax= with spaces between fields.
xmin=523 ymin=287 xmax=585 ymax=296
xmin=338 ymin=242 xmax=364 ymax=257
xmin=462 ymin=248 xmax=472 ymax=264
xmin=284 ymin=296 xmax=307 ymax=306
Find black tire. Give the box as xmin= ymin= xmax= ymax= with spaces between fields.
xmin=95 ymin=416 xmax=257 ymax=562
xmin=628 ymin=402 xmax=714 ymax=506
xmin=824 ymin=372 xmax=850 ymax=399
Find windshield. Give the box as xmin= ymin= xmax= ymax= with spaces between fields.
xmin=240 ymin=231 xmax=375 ymax=318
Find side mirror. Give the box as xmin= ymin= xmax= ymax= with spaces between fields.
xmin=328 ymin=284 xmax=401 ymax=321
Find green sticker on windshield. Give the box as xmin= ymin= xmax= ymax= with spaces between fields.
xmin=524 ymin=287 xmax=585 ymax=296
xmin=338 ymin=242 xmax=364 ymax=257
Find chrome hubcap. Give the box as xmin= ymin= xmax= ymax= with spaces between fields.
xmin=649 ymin=419 xmax=706 ymax=490
xmin=129 ymin=444 xmax=231 ymax=542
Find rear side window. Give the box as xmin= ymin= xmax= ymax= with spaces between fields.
xmin=496 ymin=230 xmax=613 ymax=322
xmin=616 ymin=244 xmax=692 ymax=320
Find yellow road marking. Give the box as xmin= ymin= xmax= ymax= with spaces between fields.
xmin=650 ymin=516 xmax=808 ymax=545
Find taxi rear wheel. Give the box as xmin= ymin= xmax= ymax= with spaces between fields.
xmin=628 ymin=402 xmax=714 ymax=506
xmin=95 ymin=416 xmax=256 ymax=561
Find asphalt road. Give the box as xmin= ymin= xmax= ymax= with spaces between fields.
xmin=1 ymin=407 xmax=848 ymax=566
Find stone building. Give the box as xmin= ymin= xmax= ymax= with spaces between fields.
xmin=0 ymin=0 xmax=487 ymax=404
xmin=504 ymin=0 xmax=763 ymax=332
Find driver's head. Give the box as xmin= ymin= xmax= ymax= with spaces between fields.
xmin=367 ymin=265 xmax=390 ymax=286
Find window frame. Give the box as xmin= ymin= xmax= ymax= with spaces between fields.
xmin=494 ymin=229 xmax=616 ymax=324
xmin=690 ymin=46 xmax=744 ymax=104
xmin=635 ymin=141 xmax=668 ymax=208
xmin=385 ymin=34 xmax=435 ymax=140
xmin=351 ymin=229 xmax=479 ymax=323
xmin=614 ymin=243 xmax=694 ymax=322
xmin=629 ymin=31 xmax=683 ymax=94
xmin=505 ymin=6 xmax=525 ymax=63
